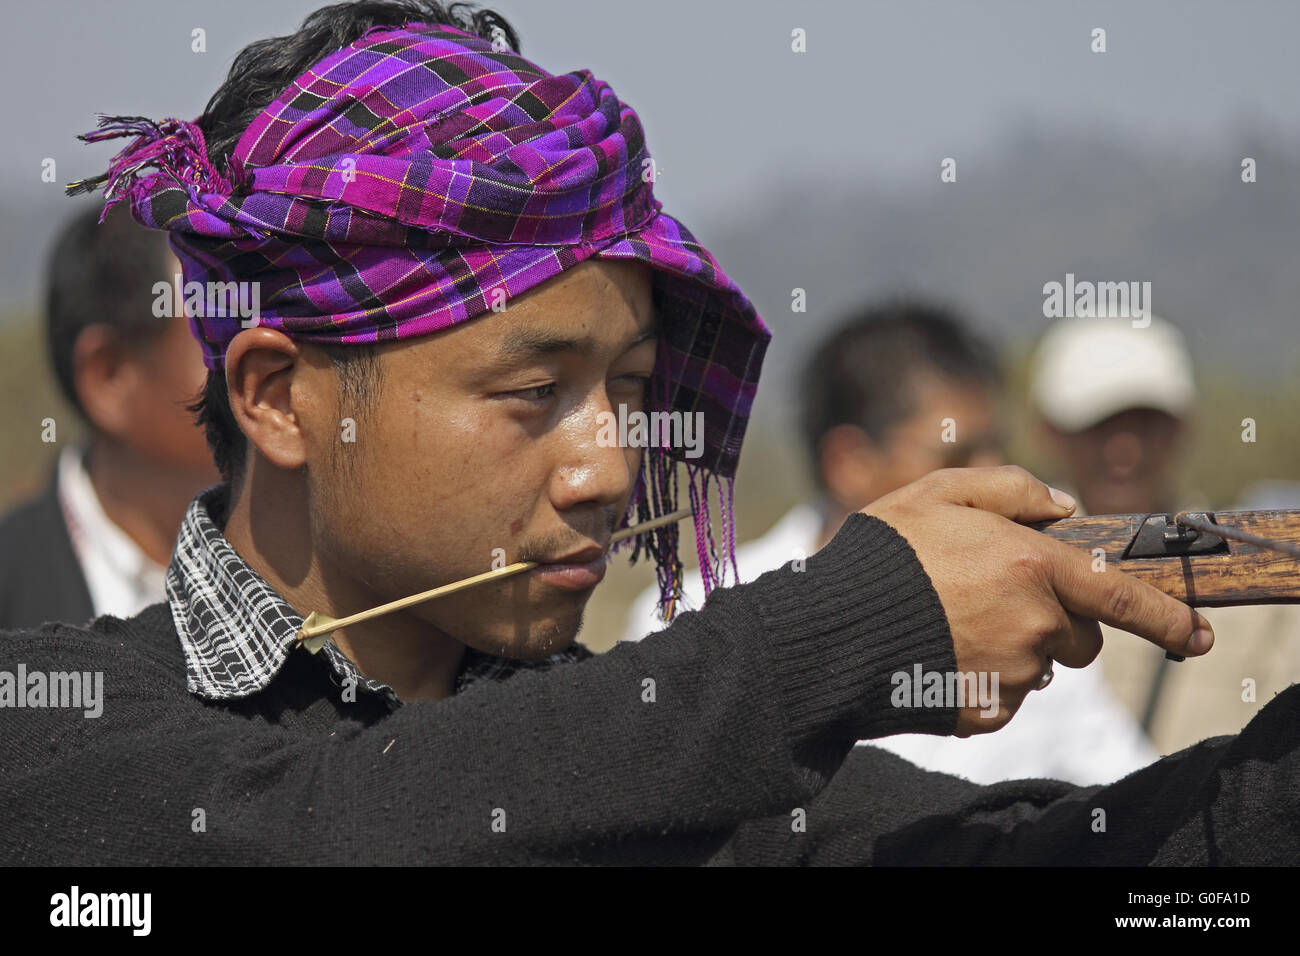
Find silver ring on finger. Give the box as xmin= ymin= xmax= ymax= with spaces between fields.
xmin=1037 ymin=661 xmax=1055 ymax=690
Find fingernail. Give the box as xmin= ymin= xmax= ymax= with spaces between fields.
xmin=1048 ymin=486 xmax=1076 ymax=511
xmin=1187 ymin=626 xmax=1214 ymax=655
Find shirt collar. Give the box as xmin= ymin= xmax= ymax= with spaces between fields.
xmin=58 ymin=445 xmax=166 ymax=613
xmin=166 ymin=485 xmax=587 ymax=708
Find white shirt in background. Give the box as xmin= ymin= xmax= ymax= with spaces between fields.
xmin=56 ymin=446 xmax=168 ymax=621
xmin=619 ymin=504 xmax=1160 ymax=785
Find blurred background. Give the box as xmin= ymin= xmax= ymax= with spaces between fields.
xmin=2 ymin=0 xmax=1299 ymax=654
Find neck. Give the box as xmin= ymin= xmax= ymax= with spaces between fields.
xmin=85 ymin=438 xmax=209 ymax=567
xmin=221 ymin=462 xmax=465 ymax=702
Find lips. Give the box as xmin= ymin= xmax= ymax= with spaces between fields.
xmin=546 ymin=545 xmax=605 ymax=565
xmin=529 ymin=547 xmax=609 ymax=591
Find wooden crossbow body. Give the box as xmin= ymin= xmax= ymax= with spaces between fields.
xmin=1034 ymin=510 xmax=1300 ymax=606
xmin=295 ymin=507 xmax=1300 ymax=650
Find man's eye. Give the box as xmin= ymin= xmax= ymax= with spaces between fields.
xmin=510 ymin=383 xmax=556 ymax=401
xmin=611 ymin=374 xmax=652 ymax=394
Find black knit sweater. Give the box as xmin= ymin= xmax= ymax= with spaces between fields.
xmin=2 ymin=513 xmax=1298 ymax=864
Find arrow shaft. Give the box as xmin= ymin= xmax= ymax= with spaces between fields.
xmin=296 ymin=506 xmax=695 ymax=642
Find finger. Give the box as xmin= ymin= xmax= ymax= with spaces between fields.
xmin=1043 ymin=537 xmax=1215 ymax=657
xmin=1046 ymin=612 xmax=1103 ymax=669
xmin=962 ymin=652 xmax=1043 ymax=733
xmin=926 ymin=465 xmax=1077 ymax=524
xmin=972 ymin=681 xmax=1031 ymax=733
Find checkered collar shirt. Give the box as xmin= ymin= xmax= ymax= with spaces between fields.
xmin=166 ymin=485 xmax=587 ymax=710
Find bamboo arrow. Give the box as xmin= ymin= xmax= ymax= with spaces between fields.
xmin=296 ymin=505 xmax=1300 ymax=655
xmin=295 ymin=506 xmax=695 ymax=652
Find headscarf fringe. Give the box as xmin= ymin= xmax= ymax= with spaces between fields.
xmin=65 ymin=114 xmax=233 ymax=220
xmin=612 ymin=349 xmax=740 ymax=626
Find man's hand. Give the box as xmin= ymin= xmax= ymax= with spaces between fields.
xmin=862 ymin=465 xmax=1214 ymax=736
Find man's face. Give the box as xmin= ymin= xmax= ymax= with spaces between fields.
xmin=822 ymin=375 xmax=1004 ymax=510
xmin=97 ymin=253 xmax=217 ymax=478
xmin=1048 ymin=407 xmax=1184 ymax=515
xmin=310 ymin=260 xmax=656 ymax=660
xmin=125 ymin=331 xmax=218 ymax=476
xmin=874 ymin=376 xmax=1003 ymax=493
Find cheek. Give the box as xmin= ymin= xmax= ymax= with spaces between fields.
xmin=380 ymin=394 xmax=536 ymax=495
xmin=129 ymin=330 xmax=209 ymax=438
xmin=892 ymin=442 xmax=944 ymax=488
xmin=330 ymin=395 xmax=544 ymax=575
xmin=1064 ymin=440 xmax=1105 ymax=474
xmin=153 ymin=322 xmax=210 ymax=398
xmin=120 ymin=371 xmax=207 ymax=464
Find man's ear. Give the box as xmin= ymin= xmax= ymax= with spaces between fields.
xmin=223 ymin=328 xmax=309 ymax=471
xmin=71 ymin=325 xmax=136 ymax=438
xmin=817 ymin=423 xmax=882 ymax=512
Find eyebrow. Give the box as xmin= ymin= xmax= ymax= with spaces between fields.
xmin=494 ymin=321 xmax=661 ymax=363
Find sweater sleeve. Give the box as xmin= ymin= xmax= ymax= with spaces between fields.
xmin=723 ymin=679 xmax=1300 ymax=865
xmin=0 ymin=513 xmax=955 ymax=865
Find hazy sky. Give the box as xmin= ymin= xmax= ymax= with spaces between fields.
xmin=3 ymin=0 xmax=1299 ymax=307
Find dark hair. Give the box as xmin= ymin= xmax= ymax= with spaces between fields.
xmin=190 ymin=1 xmax=521 ymax=483
xmin=45 ymin=202 xmax=173 ymax=421
xmin=797 ymin=299 xmax=1002 ymax=488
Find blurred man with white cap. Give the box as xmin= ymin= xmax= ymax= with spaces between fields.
xmin=1030 ymin=313 xmax=1300 ymax=754
xmin=1032 ymin=314 xmax=1196 ymax=520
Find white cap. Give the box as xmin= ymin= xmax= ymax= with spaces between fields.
xmin=1030 ymin=315 xmax=1196 ymax=433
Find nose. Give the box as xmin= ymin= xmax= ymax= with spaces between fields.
xmin=548 ymin=386 xmax=639 ymax=519
xmin=1102 ymin=430 xmax=1144 ymax=477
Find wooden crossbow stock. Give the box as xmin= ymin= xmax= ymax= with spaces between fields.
xmin=1034 ymin=509 xmax=1300 ymax=606
xmin=295 ymin=507 xmax=1300 ymax=651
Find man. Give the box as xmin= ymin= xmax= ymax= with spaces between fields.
xmin=1031 ymin=313 xmax=1300 ymax=754
xmin=621 ymin=303 xmax=1159 ymax=785
xmin=3 ymin=2 xmax=1297 ymax=866
xmin=0 ymin=204 xmax=217 ymax=630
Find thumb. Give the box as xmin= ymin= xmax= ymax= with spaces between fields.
xmin=926 ymin=465 xmax=1078 ymax=523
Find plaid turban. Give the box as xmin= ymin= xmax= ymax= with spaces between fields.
xmin=69 ymin=21 xmax=769 ymax=619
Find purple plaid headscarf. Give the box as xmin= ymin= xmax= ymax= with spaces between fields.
xmin=70 ymin=21 xmax=769 ymax=620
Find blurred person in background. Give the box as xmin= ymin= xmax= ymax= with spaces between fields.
xmin=621 ymin=300 xmax=1159 ymax=784
xmin=0 ymin=204 xmax=218 ymax=629
xmin=1031 ymin=313 xmax=1300 ymax=753
xmin=1031 ymin=314 xmax=1195 ymax=520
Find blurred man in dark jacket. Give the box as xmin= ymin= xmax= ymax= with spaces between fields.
xmin=0 ymin=204 xmax=216 ymax=630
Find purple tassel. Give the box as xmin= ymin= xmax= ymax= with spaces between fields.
xmin=722 ymin=473 xmax=739 ymax=585
xmin=609 ymin=331 xmax=745 ymax=625
xmin=66 ymin=114 xmax=232 ymax=219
